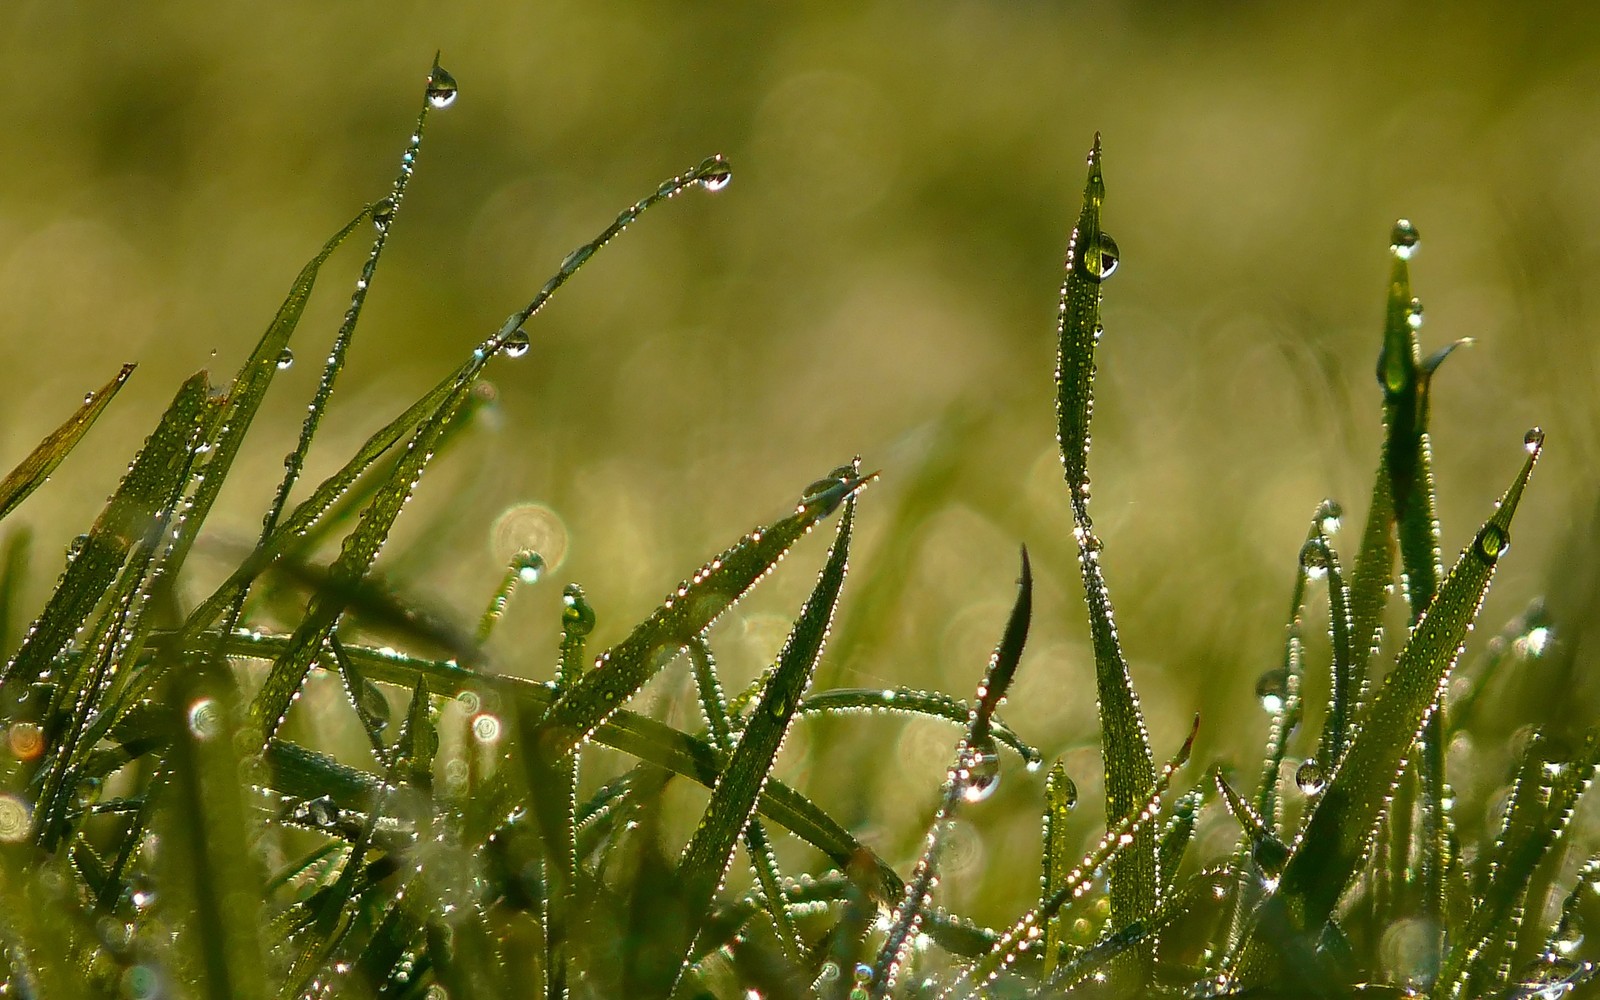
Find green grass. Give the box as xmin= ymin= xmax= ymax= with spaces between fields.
xmin=0 ymin=59 xmax=1594 ymax=1000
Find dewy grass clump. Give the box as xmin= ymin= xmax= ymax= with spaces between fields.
xmin=0 ymin=59 xmax=1590 ymax=1000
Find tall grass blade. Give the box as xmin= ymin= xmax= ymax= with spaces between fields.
xmin=1054 ymin=134 xmax=1159 ymax=952
xmin=669 ymin=490 xmax=857 ymax=995
xmin=534 ymin=467 xmax=870 ymax=756
xmin=0 ymin=363 xmax=135 ymax=525
xmin=870 ymin=547 xmax=1031 ymax=997
xmin=1250 ymin=430 xmax=1543 ymax=970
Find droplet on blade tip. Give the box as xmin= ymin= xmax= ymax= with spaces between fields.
xmin=426 ymin=66 xmax=458 ymax=109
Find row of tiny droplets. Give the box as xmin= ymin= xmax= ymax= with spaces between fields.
xmin=936 ymin=720 xmax=1196 ymax=999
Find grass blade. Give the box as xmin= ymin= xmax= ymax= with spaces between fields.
xmin=0 ymin=363 xmax=135 ymax=525
xmin=669 ymin=491 xmax=857 ymax=994
xmin=793 ymin=686 xmax=1039 ymax=766
xmin=1250 ymin=430 xmax=1543 ymax=970
xmin=534 ymin=467 xmax=871 ymax=755
xmin=1055 ymin=133 xmax=1159 ymax=957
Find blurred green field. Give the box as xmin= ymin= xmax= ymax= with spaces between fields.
xmin=5 ymin=4 xmax=1599 ymax=930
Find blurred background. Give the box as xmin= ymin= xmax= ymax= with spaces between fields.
xmin=4 ymin=3 xmax=1600 ymax=928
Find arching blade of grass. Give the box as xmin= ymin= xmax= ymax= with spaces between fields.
xmin=668 ymin=493 xmax=857 ymax=996
xmin=1042 ymin=759 xmax=1081 ymax=978
xmin=3 ymin=371 xmax=210 ymax=694
xmin=1441 ymin=727 xmax=1600 ymax=998
xmin=0 ymin=363 xmax=135 ymax=525
xmin=241 ymin=641 xmax=903 ymax=900
xmin=0 ymin=528 xmax=32 ymax=660
xmin=534 ymin=467 xmax=871 ymax=755
xmin=1309 ymin=522 xmax=1357 ymax=773
xmin=175 ymin=155 xmax=731 ymax=654
xmin=870 ymin=547 xmax=1032 ymax=998
xmin=793 ymin=687 xmax=1039 ymax=765
xmin=1249 ymin=430 xmax=1543 ymax=971
xmin=1055 ymin=133 xmax=1159 ymax=959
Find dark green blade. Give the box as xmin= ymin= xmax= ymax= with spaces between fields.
xmin=668 ymin=494 xmax=856 ymax=993
xmin=1254 ymin=431 xmax=1542 ymax=961
xmin=1055 ymin=133 xmax=1158 ymax=950
xmin=0 ymin=363 xmax=135 ymax=525
xmin=3 ymin=371 xmax=211 ymax=692
xmin=533 ymin=468 xmax=870 ymax=756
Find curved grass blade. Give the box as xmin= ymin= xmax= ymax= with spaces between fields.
xmin=1249 ymin=430 xmax=1543 ymax=971
xmin=1055 ymin=134 xmax=1159 ymax=952
xmin=535 ymin=466 xmax=871 ymax=756
xmin=869 ymin=547 xmax=1031 ymax=997
xmin=793 ymin=686 xmax=1039 ymax=765
xmin=0 ymin=363 xmax=135 ymax=525
xmin=668 ymin=493 xmax=857 ymax=995
xmin=1307 ymin=519 xmax=1358 ymax=773
xmin=939 ymin=718 xmax=1197 ymax=1000
xmin=175 ymin=155 xmax=732 ymax=653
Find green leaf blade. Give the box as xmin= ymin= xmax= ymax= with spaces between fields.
xmin=0 ymin=363 xmax=135 ymax=525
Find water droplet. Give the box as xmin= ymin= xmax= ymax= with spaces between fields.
xmin=1255 ymin=669 xmax=1290 ymax=714
xmin=1407 ymin=297 xmax=1425 ymax=330
xmin=1554 ymin=914 xmax=1585 ymax=956
xmin=1525 ymin=426 xmax=1545 ymax=454
xmin=1299 ymin=539 xmax=1330 ymax=580
xmin=470 ymin=713 xmax=502 ymax=743
xmin=426 ymin=66 xmax=458 ymax=108
xmin=698 ymin=155 xmax=732 ymax=192
xmin=275 ymin=349 xmax=294 ymax=370
xmin=1390 ymin=219 xmax=1420 ymax=260
xmin=373 ymin=198 xmax=396 ymax=229
xmin=186 ymin=698 xmax=221 ymax=741
xmin=562 ymin=584 xmax=596 ymax=637
xmin=798 ymin=466 xmax=855 ymax=513
xmin=501 ymin=329 xmax=531 ymax=358
xmin=301 ymin=795 xmax=341 ymax=830
xmin=1296 ymin=758 xmax=1326 ymax=795
xmin=66 ymin=533 xmax=89 ymax=563
xmin=1476 ymin=523 xmax=1509 ymax=563
xmin=1077 ymin=231 xmax=1120 ymax=282
xmin=1316 ymin=499 xmax=1344 ymax=534
xmin=512 ymin=550 xmax=544 ymax=585
xmin=956 ymin=737 xmax=1001 ymax=803
xmin=561 ymin=245 xmax=594 ymax=272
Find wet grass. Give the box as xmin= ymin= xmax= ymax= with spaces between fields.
xmin=0 ymin=60 xmax=1595 ymax=999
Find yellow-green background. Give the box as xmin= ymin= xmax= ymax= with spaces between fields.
xmin=5 ymin=4 xmax=1599 ymax=927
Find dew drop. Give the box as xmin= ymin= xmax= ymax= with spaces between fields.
xmin=1525 ymin=426 xmax=1545 ymax=454
xmin=956 ymin=737 xmax=1002 ymax=803
xmin=1255 ymin=668 xmax=1290 ymax=714
xmin=1252 ymin=833 xmax=1290 ymax=876
xmin=1299 ymin=539 xmax=1330 ymax=580
xmin=426 ymin=66 xmax=458 ymax=109
xmin=186 ymin=698 xmax=221 ymax=741
xmin=471 ymin=713 xmax=502 ymax=743
xmin=1390 ymin=219 xmax=1420 ymax=260
xmin=1476 ymin=523 xmax=1509 ymax=563
xmin=1316 ymin=498 xmax=1344 ymax=534
xmin=66 ymin=533 xmax=89 ymax=563
xmin=512 ymin=550 xmax=545 ymax=585
xmin=1406 ymin=297 xmax=1425 ymax=330
xmin=562 ymin=584 xmax=596 ymax=637
xmin=303 ymin=795 xmax=341 ymax=829
xmin=275 ymin=349 xmax=294 ymax=370
xmin=1077 ymin=232 xmax=1120 ymax=282
xmin=372 ymin=198 xmax=396 ymax=229
xmin=698 ymin=155 xmax=733 ymax=192
xmin=561 ymin=245 xmax=594 ymax=272
xmin=501 ymin=329 xmax=531 ymax=358
xmin=1295 ymin=758 xmax=1326 ymax=795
